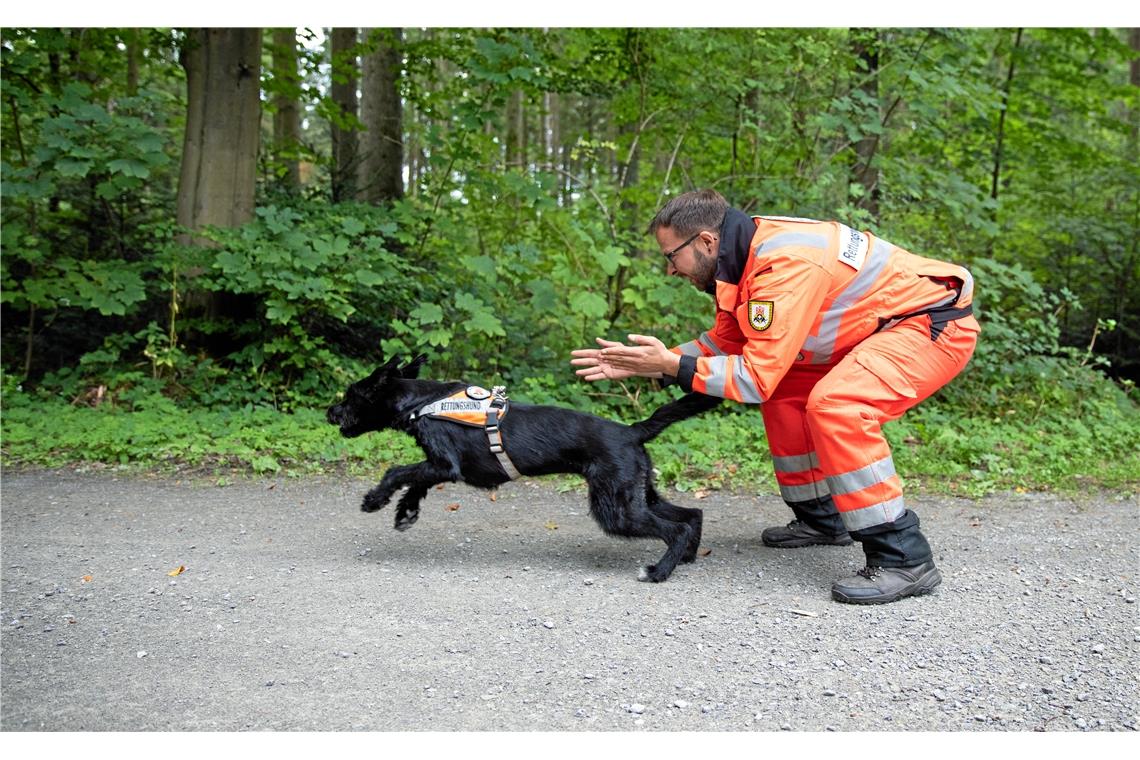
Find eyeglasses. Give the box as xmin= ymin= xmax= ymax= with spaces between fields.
xmin=663 ymin=230 xmax=703 ymax=265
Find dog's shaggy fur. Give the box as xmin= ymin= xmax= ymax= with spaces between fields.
xmin=327 ymin=355 xmax=720 ymax=582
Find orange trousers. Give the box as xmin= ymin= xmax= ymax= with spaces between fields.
xmin=761 ymin=313 xmax=979 ymax=552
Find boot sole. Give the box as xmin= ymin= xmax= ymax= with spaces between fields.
xmin=831 ymin=568 xmax=943 ymax=605
xmin=762 ymin=535 xmax=854 ymax=548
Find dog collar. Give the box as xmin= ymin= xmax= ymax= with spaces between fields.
xmin=409 ymin=386 xmax=522 ymax=480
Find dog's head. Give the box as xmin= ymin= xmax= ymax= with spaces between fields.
xmin=326 ymin=354 xmax=428 ymax=437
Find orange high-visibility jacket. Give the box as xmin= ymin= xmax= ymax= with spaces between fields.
xmin=674 ymin=213 xmax=975 ymax=403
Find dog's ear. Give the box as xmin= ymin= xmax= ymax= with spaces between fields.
xmin=400 ymin=354 xmax=429 ymax=379
xmin=367 ymin=356 xmax=401 ymax=382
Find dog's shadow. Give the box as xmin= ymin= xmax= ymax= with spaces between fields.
xmin=348 ymin=524 xmax=848 ymax=585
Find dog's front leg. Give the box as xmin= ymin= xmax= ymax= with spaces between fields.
xmin=363 ymin=461 xmax=456 ymax=529
xmin=362 ymin=462 xmax=428 ymax=513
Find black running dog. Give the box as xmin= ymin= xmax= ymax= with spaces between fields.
xmin=326 ymin=355 xmax=721 ymax=582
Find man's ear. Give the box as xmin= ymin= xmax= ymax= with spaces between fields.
xmin=400 ymin=354 xmax=429 ymax=379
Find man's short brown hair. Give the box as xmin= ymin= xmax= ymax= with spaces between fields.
xmin=647 ymin=189 xmax=729 ymax=238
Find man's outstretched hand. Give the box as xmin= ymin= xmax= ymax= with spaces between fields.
xmin=570 ymin=334 xmax=679 ymax=381
xmin=570 ymin=337 xmax=640 ymax=381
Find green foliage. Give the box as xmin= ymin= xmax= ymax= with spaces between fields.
xmin=4 ymin=374 xmax=1136 ymax=494
xmin=2 ymin=27 xmax=1136 ymax=495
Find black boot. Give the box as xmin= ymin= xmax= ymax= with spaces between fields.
xmin=833 ymin=510 xmax=941 ymax=604
xmin=848 ymin=509 xmax=932 ymax=567
xmin=831 ymin=561 xmax=942 ymax=604
xmin=762 ymin=496 xmax=852 ymax=548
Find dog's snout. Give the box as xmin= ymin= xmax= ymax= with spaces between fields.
xmin=327 ymin=405 xmax=342 ymax=425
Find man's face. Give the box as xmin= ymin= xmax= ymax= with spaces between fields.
xmin=655 ymin=226 xmax=719 ymax=293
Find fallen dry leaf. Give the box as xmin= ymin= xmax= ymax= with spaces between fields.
xmin=489 ymin=492 xmax=497 ymax=502
xmin=694 ymin=489 xmax=709 ymax=500
xmin=81 ymin=575 xmax=93 ymax=583
xmin=698 ymin=548 xmax=712 ymax=557
xmin=445 ymin=503 xmax=460 ymax=512
xmin=545 ymin=520 xmax=559 ymax=531
xmin=167 ymin=565 xmax=185 ymax=576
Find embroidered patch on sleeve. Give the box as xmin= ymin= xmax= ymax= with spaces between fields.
xmin=748 ymin=300 xmax=774 ymax=331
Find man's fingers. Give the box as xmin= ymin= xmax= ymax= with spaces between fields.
xmin=627 ymin=333 xmax=664 ymax=349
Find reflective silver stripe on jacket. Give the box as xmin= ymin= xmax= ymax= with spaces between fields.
xmin=753 ymin=232 xmax=829 ymax=257
xmin=805 ymin=237 xmax=893 ymax=364
xmin=678 ymin=331 xmax=726 ymax=357
xmin=700 ymin=355 xmax=764 ymax=404
xmin=958 ymin=266 xmax=974 ymax=303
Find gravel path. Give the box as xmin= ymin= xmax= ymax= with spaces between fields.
xmin=1 ymin=469 xmax=1136 ymax=731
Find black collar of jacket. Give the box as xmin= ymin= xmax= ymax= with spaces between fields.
xmin=709 ymin=206 xmax=756 ymax=294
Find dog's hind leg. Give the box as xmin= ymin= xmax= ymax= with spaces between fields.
xmin=646 ymin=484 xmax=703 ymax=564
xmin=588 ymin=478 xmax=693 ymax=583
xmin=392 ymin=478 xmax=439 ymax=532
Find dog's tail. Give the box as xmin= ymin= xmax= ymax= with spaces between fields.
xmin=629 ymin=392 xmax=722 ymax=443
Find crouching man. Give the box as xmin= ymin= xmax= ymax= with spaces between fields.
xmin=571 ymin=189 xmax=979 ymax=604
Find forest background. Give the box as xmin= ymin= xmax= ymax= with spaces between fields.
xmin=1 ymin=26 xmax=1138 ymax=494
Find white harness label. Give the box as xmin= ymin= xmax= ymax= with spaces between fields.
xmin=837 ymin=224 xmax=869 ymax=271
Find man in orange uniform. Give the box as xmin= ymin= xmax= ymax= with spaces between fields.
xmin=571 ymin=189 xmax=979 ymax=604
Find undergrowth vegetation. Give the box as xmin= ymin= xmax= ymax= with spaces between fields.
xmin=2 ymin=28 xmax=1137 ymax=495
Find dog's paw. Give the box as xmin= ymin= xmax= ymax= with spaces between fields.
xmin=394 ymin=509 xmax=420 ymax=532
xmin=638 ymin=564 xmax=669 ymax=583
xmin=361 ymin=490 xmax=390 ymax=513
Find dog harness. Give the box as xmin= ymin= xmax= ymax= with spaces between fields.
xmin=409 ymin=386 xmax=522 ymax=480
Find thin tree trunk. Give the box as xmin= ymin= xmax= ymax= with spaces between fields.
xmin=851 ymin=28 xmax=881 ymax=218
xmin=126 ymin=28 xmax=139 ymax=96
xmin=543 ymin=91 xmax=557 ymax=173
xmin=506 ymin=89 xmax=525 ymax=169
xmin=330 ymin=27 xmax=359 ymax=202
xmin=271 ymin=28 xmax=301 ymax=190
xmin=357 ymin=27 xmax=404 ymax=203
xmin=991 ymin=28 xmax=1023 ymax=205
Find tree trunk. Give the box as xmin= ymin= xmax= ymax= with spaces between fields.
xmin=991 ymin=28 xmax=1023 ymax=205
xmin=330 ymin=27 xmax=359 ymax=202
xmin=851 ymin=28 xmax=881 ymax=218
xmin=174 ymin=28 xmax=261 ymax=331
xmin=506 ymin=89 xmax=525 ymax=169
xmin=176 ymin=28 xmax=262 ymax=243
xmin=357 ymin=28 xmax=404 ymax=204
xmin=126 ymin=28 xmax=139 ymax=96
xmin=271 ymin=28 xmax=301 ymax=190
xmin=543 ymin=91 xmax=558 ymax=173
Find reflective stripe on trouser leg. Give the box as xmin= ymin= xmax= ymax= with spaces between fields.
xmin=761 ymin=364 xmax=846 ymax=536
xmin=806 ymin=313 xmax=979 ymax=566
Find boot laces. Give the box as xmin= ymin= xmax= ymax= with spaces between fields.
xmin=856 ymin=565 xmax=883 ymax=580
